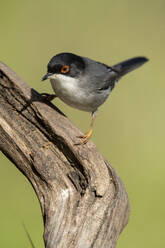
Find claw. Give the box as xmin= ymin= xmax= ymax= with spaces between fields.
xmin=41 ymin=93 xmax=57 ymax=101
xmin=77 ymin=129 xmax=93 ymax=145
xmin=75 ymin=110 xmax=98 ymax=145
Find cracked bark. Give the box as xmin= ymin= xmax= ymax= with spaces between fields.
xmin=0 ymin=62 xmax=129 ymax=248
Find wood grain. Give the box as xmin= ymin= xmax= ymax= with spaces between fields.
xmin=0 ymin=62 xmax=129 ymax=248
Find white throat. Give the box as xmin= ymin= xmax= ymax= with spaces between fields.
xmin=50 ymin=74 xmax=79 ymax=96
xmin=49 ymin=74 xmax=89 ymax=109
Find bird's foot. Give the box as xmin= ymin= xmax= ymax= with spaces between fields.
xmin=41 ymin=93 xmax=57 ymax=101
xmin=77 ymin=129 xmax=93 ymax=145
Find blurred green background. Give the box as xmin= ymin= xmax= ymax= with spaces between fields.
xmin=0 ymin=0 xmax=164 ymax=247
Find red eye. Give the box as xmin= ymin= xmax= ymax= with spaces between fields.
xmin=61 ymin=65 xmax=70 ymax=74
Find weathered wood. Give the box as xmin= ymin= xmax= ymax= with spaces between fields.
xmin=0 ymin=62 xmax=129 ymax=248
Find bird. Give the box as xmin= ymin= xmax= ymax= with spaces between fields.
xmin=42 ymin=52 xmax=148 ymax=144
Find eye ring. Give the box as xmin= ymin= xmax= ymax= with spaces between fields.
xmin=61 ymin=65 xmax=70 ymax=74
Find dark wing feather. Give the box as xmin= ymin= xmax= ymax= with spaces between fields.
xmin=97 ymin=66 xmax=120 ymax=91
xmin=97 ymin=56 xmax=148 ymax=91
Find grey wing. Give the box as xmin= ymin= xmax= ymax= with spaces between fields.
xmin=82 ymin=57 xmax=120 ymax=92
xmin=97 ymin=67 xmax=120 ymax=92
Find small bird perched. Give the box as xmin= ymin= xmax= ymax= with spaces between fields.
xmin=42 ymin=53 xmax=148 ymax=144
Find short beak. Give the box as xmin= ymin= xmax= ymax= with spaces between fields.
xmin=41 ymin=72 xmax=53 ymax=81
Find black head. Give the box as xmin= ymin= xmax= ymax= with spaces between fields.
xmin=42 ymin=53 xmax=85 ymax=81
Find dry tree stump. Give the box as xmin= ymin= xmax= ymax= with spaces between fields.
xmin=0 ymin=62 xmax=129 ymax=248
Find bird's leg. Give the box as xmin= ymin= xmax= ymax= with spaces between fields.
xmin=40 ymin=93 xmax=57 ymax=101
xmin=80 ymin=110 xmax=98 ymax=144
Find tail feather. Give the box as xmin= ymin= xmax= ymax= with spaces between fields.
xmin=112 ymin=57 xmax=148 ymax=76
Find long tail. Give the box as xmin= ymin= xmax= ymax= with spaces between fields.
xmin=112 ymin=57 xmax=148 ymax=76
